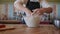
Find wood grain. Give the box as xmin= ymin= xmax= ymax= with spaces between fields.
xmin=0 ymin=24 xmax=60 ymax=34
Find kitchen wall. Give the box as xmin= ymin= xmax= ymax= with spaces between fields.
xmin=0 ymin=4 xmax=7 ymax=20
xmin=0 ymin=3 xmax=21 ymax=20
xmin=50 ymin=3 xmax=60 ymax=19
xmin=8 ymin=3 xmax=14 ymax=19
xmin=55 ymin=3 xmax=60 ymax=19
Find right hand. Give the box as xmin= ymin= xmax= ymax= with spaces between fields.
xmin=32 ymin=9 xmax=41 ymax=15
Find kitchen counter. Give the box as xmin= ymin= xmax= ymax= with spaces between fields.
xmin=0 ymin=24 xmax=60 ymax=34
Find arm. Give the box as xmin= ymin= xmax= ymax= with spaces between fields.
xmin=32 ymin=0 xmax=52 ymax=15
xmin=14 ymin=0 xmax=32 ymax=16
xmin=40 ymin=0 xmax=52 ymax=13
xmin=45 ymin=7 xmax=52 ymax=13
xmin=39 ymin=7 xmax=52 ymax=13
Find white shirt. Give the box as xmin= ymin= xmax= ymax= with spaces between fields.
xmin=40 ymin=0 xmax=51 ymax=8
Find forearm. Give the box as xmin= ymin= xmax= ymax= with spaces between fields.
xmin=44 ymin=7 xmax=52 ymax=13
xmin=39 ymin=7 xmax=52 ymax=14
xmin=14 ymin=1 xmax=32 ymax=15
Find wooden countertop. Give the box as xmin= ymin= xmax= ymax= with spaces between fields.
xmin=0 ymin=24 xmax=60 ymax=34
xmin=0 ymin=20 xmax=21 ymax=24
xmin=0 ymin=20 xmax=20 ymax=22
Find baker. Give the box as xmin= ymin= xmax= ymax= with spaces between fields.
xmin=14 ymin=0 xmax=52 ymax=24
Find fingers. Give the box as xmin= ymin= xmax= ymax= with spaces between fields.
xmin=32 ymin=9 xmax=38 ymax=15
xmin=31 ymin=8 xmax=45 ymax=16
xmin=31 ymin=10 xmax=41 ymax=16
xmin=32 ymin=8 xmax=40 ymax=11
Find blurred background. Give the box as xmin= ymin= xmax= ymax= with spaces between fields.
xmin=0 ymin=0 xmax=60 ymax=24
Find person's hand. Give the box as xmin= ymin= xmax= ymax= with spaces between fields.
xmin=32 ymin=8 xmax=43 ymax=15
xmin=32 ymin=8 xmax=46 ymax=15
xmin=32 ymin=9 xmax=41 ymax=15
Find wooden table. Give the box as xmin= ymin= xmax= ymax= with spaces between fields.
xmin=0 ymin=24 xmax=60 ymax=34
